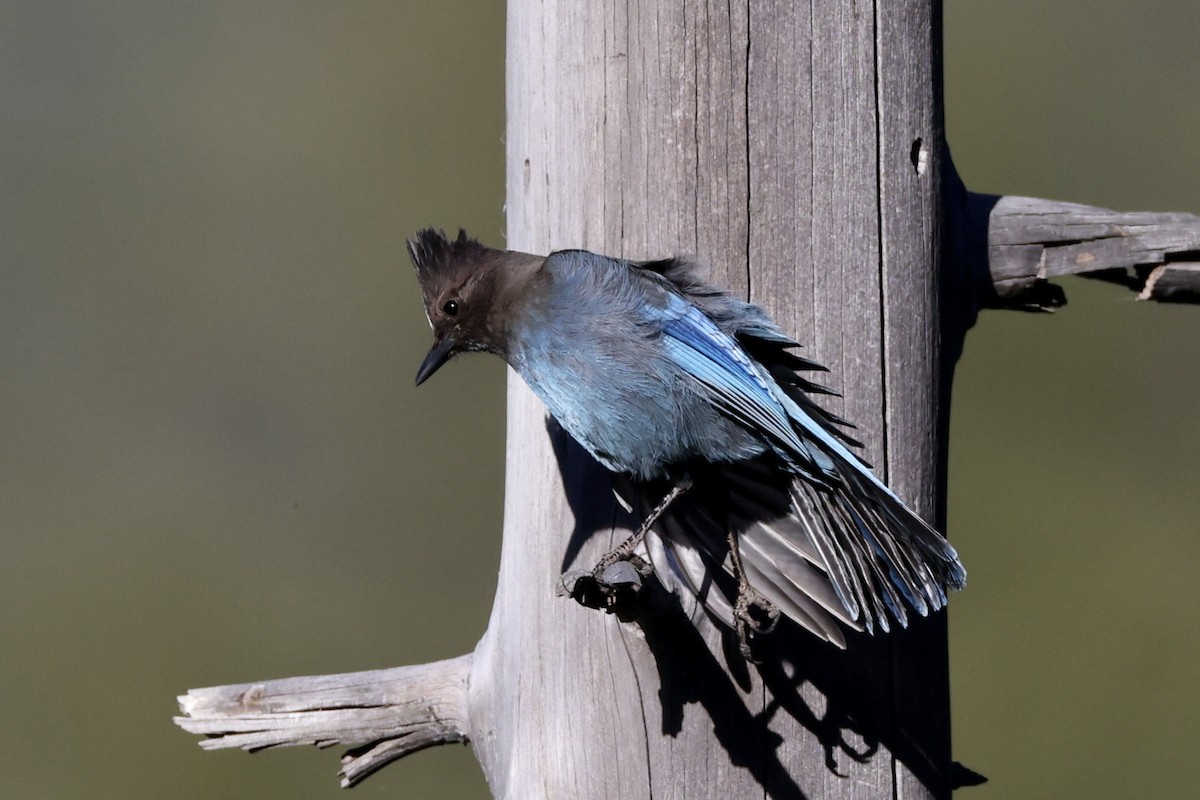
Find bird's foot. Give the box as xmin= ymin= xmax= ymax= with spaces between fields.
xmin=559 ymin=480 xmax=690 ymax=622
xmin=722 ymin=522 xmax=779 ymax=660
xmin=732 ymin=583 xmax=780 ymax=662
xmin=559 ymin=550 xmax=654 ymax=622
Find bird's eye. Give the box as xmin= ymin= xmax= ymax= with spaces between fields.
xmin=442 ymin=299 xmax=459 ymax=316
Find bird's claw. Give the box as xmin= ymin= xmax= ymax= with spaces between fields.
xmin=559 ymin=553 xmax=653 ymax=622
xmin=733 ymin=586 xmax=780 ymax=662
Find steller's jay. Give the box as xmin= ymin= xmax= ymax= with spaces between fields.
xmin=409 ymin=228 xmax=965 ymax=653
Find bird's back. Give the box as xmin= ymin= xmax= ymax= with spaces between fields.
xmin=504 ymin=249 xmax=770 ymax=478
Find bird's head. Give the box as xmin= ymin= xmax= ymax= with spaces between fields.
xmin=407 ymin=228 xmax=541 ymax=385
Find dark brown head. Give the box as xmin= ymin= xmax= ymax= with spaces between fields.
xmin=407 ymin=228 xmax=541 ymax=385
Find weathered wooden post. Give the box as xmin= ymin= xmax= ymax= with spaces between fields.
xmin=174 ymin=3 xmax=1199 ymax=797
xmin=478 ymin=0 xmax=952 ymax=797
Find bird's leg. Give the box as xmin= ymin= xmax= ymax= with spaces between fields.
xmin=727 ymin=527 xmax=780 ymax=661
xmin=559 ymin=477 xmax=692 ymax=619
xmin=596 ymin=476 xmax=693 ymax=573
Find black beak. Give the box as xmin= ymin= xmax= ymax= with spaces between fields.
xmin=415 ymin=335 xmax=455 ymax=386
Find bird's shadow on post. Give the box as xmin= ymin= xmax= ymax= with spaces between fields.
xmin=545 ymin=418 xmax=957 ymax=800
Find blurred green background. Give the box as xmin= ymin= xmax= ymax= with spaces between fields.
xmin=1 ymin=2 xmax=1196 ymax=799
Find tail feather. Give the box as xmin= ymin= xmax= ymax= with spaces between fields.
xmin=651 ymin=510 xmax=735 ymax=626
xmin=739 ymin=551 xmax=848 ymax=647
xmin=639 ymin=452 xmax=965 ymax=648
xmin=739 ymin=524 xmax=858 ymax=631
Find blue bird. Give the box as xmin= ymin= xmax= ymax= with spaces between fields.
xmin=410 ymin=229 xmax=965 ymax=652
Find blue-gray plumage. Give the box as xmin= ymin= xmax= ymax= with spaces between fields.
xmin=410 ymin=228 xmax=965 ymax=649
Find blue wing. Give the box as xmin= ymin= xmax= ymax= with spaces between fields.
xmin=657 ymin=296 xmax=964 ymax=618
xmin=658 ymin=299 xmax=844 ymax=484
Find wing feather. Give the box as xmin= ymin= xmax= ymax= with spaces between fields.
xmin=625 ymin=261 xmax=966 ymax=641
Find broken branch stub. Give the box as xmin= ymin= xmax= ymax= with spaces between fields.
xmin=967 ymin=193 xmax=1200 ymax=308
xmin=174 ymin=655 xmax=472 ymax=788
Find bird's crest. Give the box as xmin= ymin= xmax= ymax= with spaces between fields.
xmin=407 ymin=228 xmax=491 ymax=283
